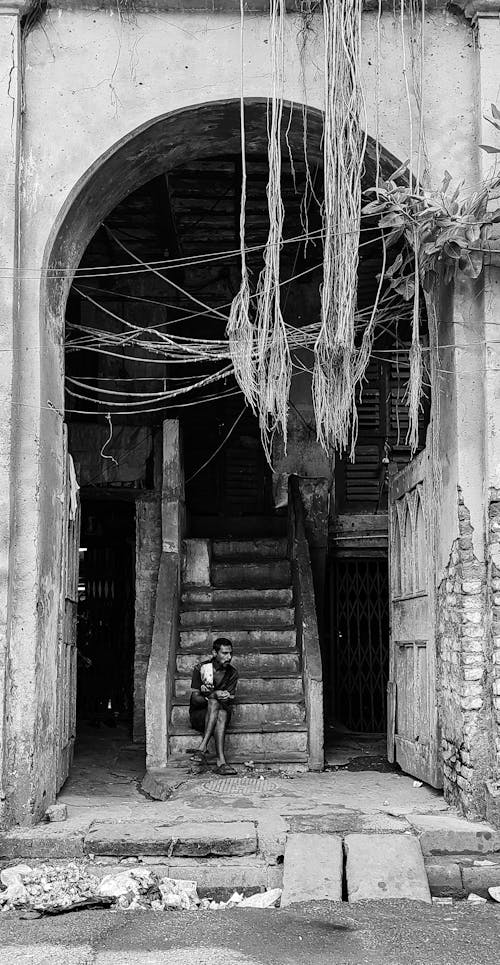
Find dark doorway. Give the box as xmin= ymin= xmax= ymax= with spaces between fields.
xmin=325 ymin=556 xmax=389 ymax=734
xmin=183 ymin=395 xmax=277 ymax=537
xmin=76 ymin=498 xmax=136 ymax=731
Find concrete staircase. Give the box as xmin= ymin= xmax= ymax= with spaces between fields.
xmin=168 ymin=537 xmax=308 ymax=764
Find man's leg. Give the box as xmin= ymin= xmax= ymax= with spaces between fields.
xmin=214 ymin=705 xmax=229 ymax=767
xmin=197 ymin=697 xmax=219 ymax=754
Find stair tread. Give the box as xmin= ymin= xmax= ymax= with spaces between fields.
xmin=168 ymin=751 xmax=308 ymax=764
xmin=170 ymin=721 xmax=308 ymax=735
xmin=180 ymin=604 xmax=295 ymax=613
xmin=175 ymin=670 xmax=302 ymax=679
xmin=172 ymin=695 xmax=305 ymax=706
xmin=178 ymin=644 xmax=300 ymax=655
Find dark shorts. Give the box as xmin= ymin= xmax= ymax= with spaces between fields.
xmin=189 ymin=701 xmax=233 ymax=733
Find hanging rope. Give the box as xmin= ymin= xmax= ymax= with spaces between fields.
xmin=226 ymin=0 xmax=258 ymax=414
xmin=253 ymin=0 xmax=291 ymax=462
xmin=313 ymin=0 xmax=366 ymax=456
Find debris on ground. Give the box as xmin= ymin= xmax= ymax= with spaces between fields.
xmin=0 ymin=863 xmax=103 ymax=913
xmin=0 ymin=863 xmax=282 ymax=914
xmin=45 ymin=804 xmax=68 ymax=823
xmin=467 ymin=893 xmax=487 ymax=903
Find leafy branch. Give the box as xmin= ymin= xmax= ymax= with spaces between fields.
xmin=363 ymin=161 xmax=500 ymax=298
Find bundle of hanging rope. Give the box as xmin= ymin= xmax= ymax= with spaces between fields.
xmin=65 ymin=1 xmax=434 ymax=443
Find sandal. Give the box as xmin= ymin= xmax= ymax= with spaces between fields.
xmin=215 ymin=763 xmax=237 ymax=776
xmin=190 ymin=750 xmax=208 ymax=762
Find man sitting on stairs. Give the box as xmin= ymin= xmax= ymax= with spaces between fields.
xmin=189 ymin=637 xmax=239 ymax=775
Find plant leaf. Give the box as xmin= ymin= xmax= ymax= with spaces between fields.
xmin=492 ymin=103 xmax=500 ymax=120
xmin=385 ymin=252 xmax=403 ymax=278
xmin=479 ymin=144 xmax=500 ymax=154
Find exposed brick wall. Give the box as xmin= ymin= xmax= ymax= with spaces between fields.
xmin=133 ymin=496 xmax=161 ymax=742
xmin=489 ymin=488 xmax=500 ymax=780
xmin=437 ymin=489 xmax=491 ymax=819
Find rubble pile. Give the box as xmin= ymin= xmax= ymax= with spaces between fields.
xmin=0 ymin=863 xmax=282 ymax=914
xmin=0 ymin=863 xmax=102 ymax=913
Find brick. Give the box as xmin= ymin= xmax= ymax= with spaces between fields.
xmin=462 ymin=581 xmax=483 ymax=594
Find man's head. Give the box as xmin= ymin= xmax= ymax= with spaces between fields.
xmin=212 ymin=638 xmax=233 ymax=666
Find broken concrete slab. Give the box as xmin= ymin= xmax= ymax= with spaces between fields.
xmin=286 ymin=810 xmax=410 ymax=835
xmin=0 ymin=820 xmax=90 ymax=860
xmin=281 ymin=833 xmax=343 ymax=905
xmin=345 ymin=833 xmax=431 ymax=903
xmin=409 ymin=813 xmax=500 ymax=855
xmin=141 ymin=766 xmax=193 ymax=802
xmin=83 ymin=821 xmax=257 ymax=858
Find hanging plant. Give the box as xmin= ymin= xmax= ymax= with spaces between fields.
xmin=363 ymin=163 xmax=500 ymax=298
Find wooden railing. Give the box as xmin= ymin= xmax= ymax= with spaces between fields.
xmin=145 ymin=420 xmax=184 ymax=770
xmin=288 ymin=475 xmax=324 ymax=771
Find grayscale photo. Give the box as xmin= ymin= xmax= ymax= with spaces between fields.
xmin=0 ymin=1 xmax=499 ymax=962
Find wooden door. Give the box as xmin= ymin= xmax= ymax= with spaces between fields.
xmin=387 ymin=449 xmax=442 ymax=787
xmin=56 ymin=431 xmax=81 ymax=792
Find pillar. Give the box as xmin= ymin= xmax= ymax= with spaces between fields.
xmin=0 ymin=0 xmax=29 ymax=828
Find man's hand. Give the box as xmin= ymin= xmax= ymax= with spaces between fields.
xmin=200 ymin=683 xmax=212 ymax=694
xmin=214 ymin=690 xmax=231 ymax=701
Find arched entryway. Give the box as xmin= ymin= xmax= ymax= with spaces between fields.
xmin=41 ymin=98 xmax=416 ymax=791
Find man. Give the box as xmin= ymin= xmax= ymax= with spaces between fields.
xmin=189 ymin=637 xmax=238 ymax=775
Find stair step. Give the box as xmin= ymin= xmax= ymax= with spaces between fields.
xmin=174 ymin=675 xmax=303 ymax=699
xmin=212 ymin=538 xmax=288 ymax=560
xmin=177 ymin=650 xmax=300 ymax=676
xmin=212 ymin=561 xmax=291 ymax=588
xmin=171 ymin=721 xmax=307 ymax=735
xmin=83 ymin=822 xmax=257 ymax=858
xmin=179 ymin=628 xmax=296 ymax=650
xmin=170 ymin=730 xmax=308 ymax=759
xmin=168 ymin=750 xmax=308 ymax=765
xmin=171 ymin=701 xmax=305 ymax=728
xmin=180 ymin=606 xmax=295 ymax=630
xmin=181 ymin=587 xmax=293 ymax=607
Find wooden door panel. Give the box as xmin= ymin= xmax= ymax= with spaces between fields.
xmin=56 ymin=430 xmax=81 ymax=792
xmin=388 ymin=450 xmax=442 ymax=788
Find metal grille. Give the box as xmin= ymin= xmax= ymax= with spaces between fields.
xmin=200 ymin=778 xmax=276 ymax=795
xmin=327 ymin=558 xmax=389 ymax=733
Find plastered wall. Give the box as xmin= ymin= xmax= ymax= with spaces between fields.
xmin=0 ymin=1 xmax=492 ymax=823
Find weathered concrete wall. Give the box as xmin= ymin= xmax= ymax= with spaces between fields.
xmin=0 ymin=0 xmax=490 ymax=823
xmin=134 ymin=496 xmax=162 ymax=742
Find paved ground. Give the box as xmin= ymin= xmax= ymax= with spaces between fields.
xmin=58 ymin=726 xmax=448 ymax=826
xmin=0 ymin=901 xmax=499 ymax=964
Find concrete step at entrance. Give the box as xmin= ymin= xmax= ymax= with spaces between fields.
xmin=83 ymin=821 xmax=257 ymax=858
xmin=179 ymin=628 xmax=296 ymax=650
xmin=281 ymin=833 xmax=343 ymax=905
xmin=170 ymin=728 xmax=308 ymax=759
xmin=212 ymin=538 xmax=288 ymax=560
xmin=181 ymin=587 xmax=293 ymax=607
xmin=171 ymin=700 xmax=306 ymax=728
xmin=174 ymin=675 xmax=303 ymax=699
xmin=180 ymin=606 xmax=295 ymax=629
xmin=212 ymin=561 xmax=291 ymax=588
xmin=176 ymin=650 xmax=300 ymax=676
xmin=345 ymin=833 xmax=431 ymax=903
